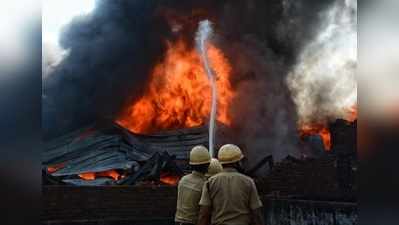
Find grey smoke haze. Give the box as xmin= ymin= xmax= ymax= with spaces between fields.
xmin=287 ymin=0 xmax=357 ymax=126
xmin=43 ymin=0 xmax=348 ymax=162
xmin=42 ymin=42 xmax=67 ymax=78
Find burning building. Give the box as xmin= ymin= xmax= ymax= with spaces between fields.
xmin=43 ymin=0 xmax=357 ymax=177
xmin=43 ymin=0 xmax=356 ymax=160
xmin=43 ymin=0 xmax=357 ymax=224
xmin=43 ymin=0 xmax=356 ymax=182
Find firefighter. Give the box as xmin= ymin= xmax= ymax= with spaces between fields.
xmin=205 ymin=158 xmax=223 ymax=178
xmin=175 ymin=145 xmax=211 ymax=225
xmin=197 ymin=144 xmax=265 ymax=225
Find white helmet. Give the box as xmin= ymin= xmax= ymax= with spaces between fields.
xmin=206 ymin=158 xmax=223 ymax=177
xmin=189 ymin=145 xmax=211 ymax=165
xmin=218 ymin=144 xmax=244 ymax=164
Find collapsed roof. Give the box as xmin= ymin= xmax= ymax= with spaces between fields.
xmin=43 ymin=120 xmax=208 ymax=185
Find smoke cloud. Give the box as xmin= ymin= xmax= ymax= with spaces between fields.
xmin=42 ymin=42 xmax=68 ymax=79
xmin=43 ymin=0 xmax=354 ymax=163
xmin=287 ymin=0 xmax=357 ymax=125
xmin=42 ymin=1 xmax=170 ymax=139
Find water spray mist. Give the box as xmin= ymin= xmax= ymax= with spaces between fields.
xmin=196 ymin=20 xmax=217 ymax=157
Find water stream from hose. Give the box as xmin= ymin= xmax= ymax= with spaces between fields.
xmin=196 ymin=20 xmax=217 ymax=157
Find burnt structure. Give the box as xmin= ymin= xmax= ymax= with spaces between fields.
xmin=43 ymin=120 xmax=207 ymax=185
xmin=42 ymin=119 xmax=357 ymax=225
xmin=43 ymin=118 xmax=357 ymax=200
xmin=330 ymin=119 xmax=357 ymax=196
xmin=254 ymin=119 xmax=357 ymax=201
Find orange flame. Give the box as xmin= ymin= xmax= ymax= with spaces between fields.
xmin=78 ymin=170 xmax=122 ymax=181
xmin=160 ymin=173 xmax=180 ymax=185
xmin=117 ymin=40 xmax=234 ymax=134
xmin=47 ymin=163 xmax=65 ymax=173
xmin=47 ymin=165 xmax=122 ymax=181
xmin=78 ymin=172 xmax=96 ymax=180
xmin=299 ymin=124 xmax=332 ymax=151
xmin=299 ymin=105 xmax=358 ymax=151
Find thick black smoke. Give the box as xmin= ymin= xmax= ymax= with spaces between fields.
xmin=43 ymin=1 xmax=170 ymax=139
xmin=43 ymin=0 xmax=336 ymax=163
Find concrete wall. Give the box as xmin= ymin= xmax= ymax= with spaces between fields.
xmin=43 ymin=186 xmax=357 ymax=225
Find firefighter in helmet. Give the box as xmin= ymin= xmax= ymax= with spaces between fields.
xmin=205 ymin=158 xmax=223 ymax=178
xmin=175 ymin=145 xmax=211 ymax=225
xmin=198 ymin=144 xmax=265 ymax=225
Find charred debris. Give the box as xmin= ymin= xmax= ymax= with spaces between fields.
xmin=42 ymin=120 xmax=206 ymax=186
xmin=43 ymin=118 xmax=356 ymax=201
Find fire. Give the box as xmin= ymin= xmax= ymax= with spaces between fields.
xmin=117 ymin=40 xmax=234 ymax=134
xmin=47 ymin=163 xmax=65 ymax=173
xmin=78 ymin=170 xmax=122 ymax=181
xmin=78 ymin=172 xmax=96 ymax=180
xmin=299 ymin=105 xmax=357 ymax=151
xmin=47 ymin=165 xmax=122 ymax=181
xmin=160 ymin=172 xmax=180 ymax=185
xmin=299 ymin=124 xmax=332 ymax=151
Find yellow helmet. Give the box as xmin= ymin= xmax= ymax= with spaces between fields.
xmin=189 ymin=145 xmax=211 ymax=165
xmin=218 ymin=144 xmax=244 ymax=164
xmin=206 ymin=158 xmax=223 ymax=177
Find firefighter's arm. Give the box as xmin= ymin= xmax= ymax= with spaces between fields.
xmin=197 ymin=205 xmax=211 ymax=225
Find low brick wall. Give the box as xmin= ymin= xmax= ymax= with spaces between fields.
xmin=43 ymin=185 xmax=177 ymax=225
xmin=43 ymin=186 xmax=357 ymax=225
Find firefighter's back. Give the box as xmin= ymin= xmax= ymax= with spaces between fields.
xmin=201 ymin=167 xmax=262 ymax=225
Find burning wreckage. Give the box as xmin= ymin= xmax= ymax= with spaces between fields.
xmin=42 ymin=14 xmax=357 ymax=189
xmin=42 ymin=120 xmax=208 ymax=186
xmin=43 ymin=117 xmax=357 ymax=196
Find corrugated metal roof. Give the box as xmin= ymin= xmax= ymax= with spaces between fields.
xmin=43 ymin=121 xmax=208 ymax=176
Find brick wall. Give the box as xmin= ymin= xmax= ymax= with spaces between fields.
xmin=43 ymin=185 xmax=357 ymax=225
xmin=43 ymin=185 xmax=177 ymax=225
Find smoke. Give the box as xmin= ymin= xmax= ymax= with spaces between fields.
xmin=287 ymin=0 xmax=357 ymax=125
xmin=196 ymin=20 xmax=217 ymax=157
xmin=42 ymin=1 xmax=170 ymax=139
xmin=42 ymin=42 xmax=68 ymax=79
xmin=210 ymin=0 xmax=338 ymax=162
xmin=43 ymin=0 xmax=353 ymax=164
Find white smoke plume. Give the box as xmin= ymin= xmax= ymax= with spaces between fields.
xmin=196 ymin=20 xmax=217 ymax=157
xmin=42 ymin=42 xmax=68 ymax=78
xmin=287 ymin=0 xmax=357 ymax=125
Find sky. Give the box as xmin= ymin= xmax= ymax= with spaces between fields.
xmin=42 ymin=0 xmax=95 ymax=45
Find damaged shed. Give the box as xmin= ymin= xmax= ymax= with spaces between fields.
xmin=42 ymin=120 xmax=208 ymax=186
